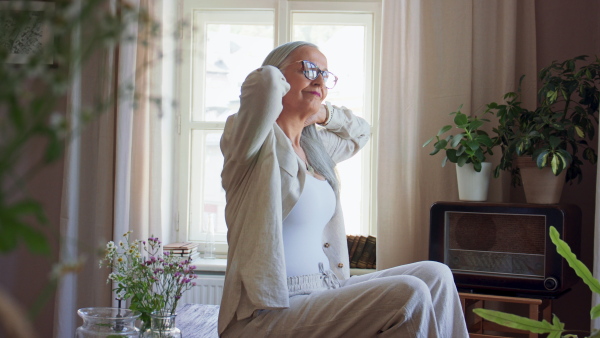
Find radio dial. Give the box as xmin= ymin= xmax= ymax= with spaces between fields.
xmin=544 ymin=277 xmax=558 ymax=291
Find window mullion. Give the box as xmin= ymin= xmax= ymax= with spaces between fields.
xmin=276 ymin=0 xmax=289 ymax=45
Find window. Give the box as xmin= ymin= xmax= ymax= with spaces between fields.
xmin=178 ymin=0 xmax=381 ymax=255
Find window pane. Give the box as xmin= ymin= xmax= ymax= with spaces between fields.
xmin=192 ymin=11 xmax=274 ymax=122
xmin=293 ymin=14 xmax=370 ymax=235
xmin=188 ymin=130 xmax=227 ymax=241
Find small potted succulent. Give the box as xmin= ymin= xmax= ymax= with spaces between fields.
xmin=487 ymin=55 xmax=600 ymax=203
xmin=423 ymin=105 xmax=498 ymax=201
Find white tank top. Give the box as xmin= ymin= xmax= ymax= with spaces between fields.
xmin=282 ymin=174 xmax=336 ymax=277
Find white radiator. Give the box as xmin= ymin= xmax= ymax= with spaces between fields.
xmin=179 ymin=274 xmax=224 ymax=306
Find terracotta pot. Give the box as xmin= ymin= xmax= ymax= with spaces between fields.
xmin=515 ymin=156 xmax=566 ymax=204
xmin=455 ymin=162 xmax=492 ymax=202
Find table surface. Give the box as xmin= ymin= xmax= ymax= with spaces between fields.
xmin=177 ymin=303 xmax=220 ymax=338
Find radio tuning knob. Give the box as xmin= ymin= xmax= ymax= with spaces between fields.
xmin=544 ymin=277 xmax=559 ymax=291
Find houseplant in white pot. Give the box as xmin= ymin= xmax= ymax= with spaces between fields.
xmin=423 ymin=105 xmax=498 ymax=201
xmin=488 ymin=55 xmax=600 ymax=203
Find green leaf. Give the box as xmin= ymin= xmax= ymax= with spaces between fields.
xmin=591 ymin=303 xmax=600 ymax=319
xmin=547 ymin=90 xmax=558 ymax=103
xmin=550 ymin=226 xmax=600 ymax=294
xmin=472 ymin=308 xmax=564 ymax=334
xmin=470 ymin=119 xmax=484 ymax=130
xmin=584 ymin=147 xmax=597 ymax=164
xmin=442 ymin=156 xmax=448 ymax=168
xmin=457 ymin=155 xmax=468 ymax=167
xmin=575 ymin=126 xmax=585 ymax=138
xmin=434 ymin=139 xmax=448 ymax=150
xmin=536 ymin=150 xmax=549 ymax=168
xmin=8 ymin=103 xmax=26 ymax=131
xmin=454 ymin=112 xmax=468 ymax=127
xmin=437 ymin=125 xmax=452 ymax=136
xmin=493 ymin=166 xmax=501 ymax=178
xmin=0 ymin=201 xmax=50 ymax=254
xmin=18 ymin=224 xmax=51 ymax=254
xmin=446 ymin=149 xmax=458 ymax=163
xmin=551 ymin=155 xmax=561 ymax=175
xmin=6 ymin=200 xmax=48 ymax=224
xmin=423 ymin=137 xmax=435 ymax=147
xmin=556 ymin=149 xmax=572 ymax=166
xmin=476 ymin=134 xmax=494 ymax=147
xmin=549 ymin=136 xmax=561 ymax=149
xmin=467 ymin=140 xmax=480 ymax=151
xmin=451 ymin=133 xmax=465 ymax=148
xmin=474 ymin=148 xmax=484 ymax=161
xmin=44 ymin=132 xmax=63 ymax=162
xmin=0 ymin=217 xmax=19 ymax=253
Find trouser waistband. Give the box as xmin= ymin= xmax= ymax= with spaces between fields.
xmin=287 ymin=262 xmax=340 ymax=297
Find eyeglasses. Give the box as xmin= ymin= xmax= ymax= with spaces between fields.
xmin=299 ymin=60 xmax=338 ymax=89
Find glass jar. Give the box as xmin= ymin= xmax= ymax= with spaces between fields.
xmin=141 ymin=311 xmax=182 ymax=338
xmin=76 ymin=307 xmax=140 ymax=337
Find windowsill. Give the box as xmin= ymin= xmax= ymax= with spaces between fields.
xmin=350 ymin=268 xmax=375 ymax=276
xmin=189 ymin=258 xmax=375 ymax=276
xmin=191 ymin=257 xmax=227 ymax=273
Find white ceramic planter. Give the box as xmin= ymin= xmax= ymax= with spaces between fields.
xmin=456 ymin=162 xmax=492 ymax=201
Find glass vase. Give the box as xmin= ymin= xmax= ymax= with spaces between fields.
xmin=76 ymin=307 xmax=140 ymax=337
xmin=141 ymin=311 xmax=182 ymax=338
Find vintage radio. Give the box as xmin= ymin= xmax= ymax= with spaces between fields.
xmin=429 ymin=201 xmax=581 ymax=296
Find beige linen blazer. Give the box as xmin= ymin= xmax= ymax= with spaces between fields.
xmin=218 ymin=66 xmax=371 ymax=334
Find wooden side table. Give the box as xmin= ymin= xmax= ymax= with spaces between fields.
xmin=459 ymin=292 xmax=552 ymax=338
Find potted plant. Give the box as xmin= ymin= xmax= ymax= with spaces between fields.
xmin=423 ymin=105 xmax=498 ymax=201
xmin=488 ymin=55 xmax=600 ymax=203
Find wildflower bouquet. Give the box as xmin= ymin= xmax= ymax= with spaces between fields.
xmin=100 ymin=232 xmax=198 ymax=325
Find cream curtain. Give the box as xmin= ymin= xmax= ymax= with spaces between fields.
xmin=54 ymin=1 xmax=174 ymax=336
xmin=377 ymin=0 xmax=537 ymax=269
xmin=114 ymin=0 xmax=169 ymax=244
xmin=54 ymin=29 xmax=117 ymax=338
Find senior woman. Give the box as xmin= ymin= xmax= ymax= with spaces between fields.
xmin=219 ymin=41 xmax=468 ymax=337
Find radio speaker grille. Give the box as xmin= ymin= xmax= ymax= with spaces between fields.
xmin=448 ymin=212 xmax=545 ymax=254
xmin=447 ymin=212 xmax=546 ymax=277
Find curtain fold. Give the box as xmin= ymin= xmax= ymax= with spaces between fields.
xmin=377 ymin=0 xmax=536 ymax=269
xmin=55 ymin=1 xmax=172 ymax=335
xmin=54 ymin=21 xmax=116 ymax=338
xmin=114 ymin=0 xmax=171 ymax=248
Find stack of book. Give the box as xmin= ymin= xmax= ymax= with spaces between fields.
xmin=163 ymin=242 xmax=200 ymax=260
xmin=347 ymin=235 xmax=376 ymax=269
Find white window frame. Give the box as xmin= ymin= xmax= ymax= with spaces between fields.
xmin=177 ymin=0 xmax=381 ymax=255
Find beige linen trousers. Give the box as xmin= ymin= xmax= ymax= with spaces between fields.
xmin=223 ymin=261 xmax=468 ymax=337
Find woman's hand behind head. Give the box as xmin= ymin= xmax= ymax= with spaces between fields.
xmin=304 ymin=104 xmax=328 ymax=127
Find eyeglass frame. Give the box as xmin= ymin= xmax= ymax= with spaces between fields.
xmin=296 ymin=60 xmax=338 ymax=89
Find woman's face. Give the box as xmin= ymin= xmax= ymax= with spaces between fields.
xmin=280 ymin=46 xmax=329 ymax=117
